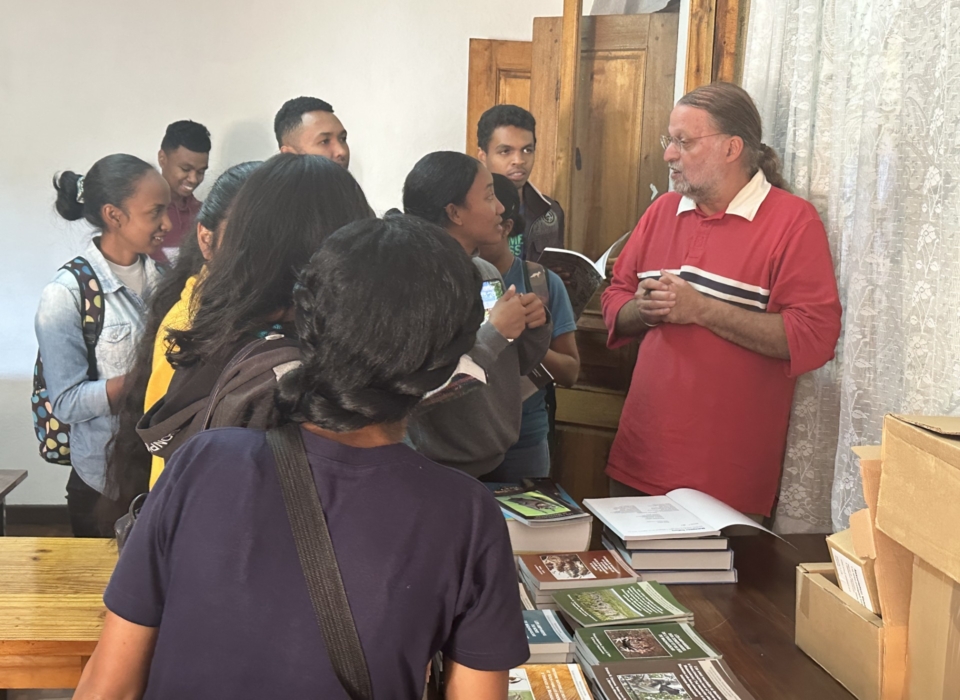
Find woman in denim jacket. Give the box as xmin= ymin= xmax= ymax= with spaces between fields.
xmin=35 ymin=154 xmax=169 ymax=536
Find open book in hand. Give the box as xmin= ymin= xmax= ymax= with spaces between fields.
xmin=538 ymin=230 xmax=632 ymax=319
xmin=584 ymin=488 xmax=777 ymax=543
xmin=419 ymin=355 xmax=486 ymax=409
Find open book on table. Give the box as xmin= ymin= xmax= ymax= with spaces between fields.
xmin=584 ymin=488 xmax=776 ymax=543
xmin=537 ymin=230 xmax=631 ymax=319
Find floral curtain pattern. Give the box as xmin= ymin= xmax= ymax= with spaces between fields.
xmin=742 ymin=0 xmax=960 ymax=532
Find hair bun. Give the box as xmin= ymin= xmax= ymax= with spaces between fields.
xmin=53 ymin=171 xmax=85 ymax=221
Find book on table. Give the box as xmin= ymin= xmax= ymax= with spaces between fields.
xmin=574 ymin=622 xmax=720 ymax=666
xmin=604 ymin=528 xmax=729 ymax=551
xmin=487 ymin=480 xmax=593 ymax=553
xmin=627 ymin=568 xmax=738 ymax=585
xmin=519 ymin=581 xmax=536 ymax=611
xmin=508 ymin=664 xmax=593 ymax=700
xmin=599 ymin=536 xmax=734 ymax=571
xmin=537 ymin=230 xmax=631 ymax=319
xmin=518 ymin=550 xmax=638 ymax=591
xmin=602 ymin=534 xmax=738 ymax=585
xmin=584 ymin=488 xmax=773 ymax=543
xmin=552 ymin=581 xmax=693 ymax=629
xmin=523 ymin=610 xmax=576 ymax=664
xmin=491 ymin=480 xmax=591 ymax=527
xmin=521 ymin=577 xmax=560 ymax=610
xmin=588 ymin=658 xmax=757 ymax=700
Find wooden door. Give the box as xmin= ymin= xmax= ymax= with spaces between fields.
xmin=465 ymin=40 xmax=532 ymax=157
xmin=532 ymin=13 xmax=679 ymax=259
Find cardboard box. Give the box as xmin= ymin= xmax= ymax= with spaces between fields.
xmin=796 ymin=563 xmax=883 ymax=700
xmin=853 ymin=446 xmax=913 ymax=627
xmin=877 ymin=416 xmax=960 ymax=584
xmin=906 ymin=557 xmax=960 ymax=699
xmin=828 ymin=528 xmax=881 ymax=614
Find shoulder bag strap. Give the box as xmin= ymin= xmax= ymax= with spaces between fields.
xmin=266 ymin=423 xmax=374 ymax=700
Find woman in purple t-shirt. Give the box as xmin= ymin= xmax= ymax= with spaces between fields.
xmin=74 ymin=214 xmax=528 ymax=699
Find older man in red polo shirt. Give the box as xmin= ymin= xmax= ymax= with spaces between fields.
xmin=601 ymin=83 xmax=842 ymax=518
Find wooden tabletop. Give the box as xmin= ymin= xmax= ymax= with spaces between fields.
xmin=672 ymin=534 xmax=853 ymax=700
xmin=0 ymin=538 xmax=116 ymax=652
xmin=0 ymin=471 xmax=27 ymax=501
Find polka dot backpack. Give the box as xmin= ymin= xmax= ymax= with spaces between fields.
xmin=31 ymin=257 xmax=104 ymax=464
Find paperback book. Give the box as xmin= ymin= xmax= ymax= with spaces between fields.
xmin=590 ymin=658 xmax=757 ymax=700
xmin=524 ymin=610 xmax=576 ymax=664
xmin=604 ymin=528 xmax=729 ymax=551
xmin=553 ymin=581 xmax=693 ymax=629
xmin=508 ymin=664 xmax=593 ymax=700
xmin=490 ymin=480 xmax=591 ymax=527
xmin=539 ymin=231 xmax=631 ymax=319
xmin=599 ymin=537 xmax=734 ymax=571
xmin=575 ymin=622 xmax=720 ymax=666
xmin=519 ymin=551 xmax=638 ymax=591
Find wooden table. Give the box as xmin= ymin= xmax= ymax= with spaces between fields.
xmin=672 ymin=534 xmax=853 ymax=700
xmin=0 ymin=534 xmax=849 ymax=696
xmin=0 ymin=537 xmax=116 ymax=688
xmin=0 ymin=471 xmax=27 ymax=536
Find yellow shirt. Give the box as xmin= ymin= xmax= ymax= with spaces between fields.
xmin=146 ymin=274 xmax=200 ymax=488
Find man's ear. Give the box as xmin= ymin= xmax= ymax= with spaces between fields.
xmin=726 ymin=136 xmax=745 ymax=164
xmin=158 ymin=149 xmax=167 ymax=168
xmin=444 ymin=202 xmax=463 ymax=227
xmin=279 ymin=144 xmax=297 ymax=155
xmin=102 ymin=203 xmax=125 ymax=230
xmin=477 ymin=147 xmax=487 ymax=165
xmin=197 ymin=223 xmax=215 ymax=261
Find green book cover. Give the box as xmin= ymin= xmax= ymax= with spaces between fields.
xmin=552 ymin=581 xmax=692 ymax=628
xmin=575 ymin=622 xmax=719 ymax=665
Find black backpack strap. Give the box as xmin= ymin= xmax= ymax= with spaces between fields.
xmin=59 ymin=257 xmax=104 ymax=380
xmin=267 ymin=423 xmax=374 ymax=700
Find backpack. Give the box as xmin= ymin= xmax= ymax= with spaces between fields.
xmin=31 ymin=257 xmax=104 ymax=465
xmin=136 ymin=333 xmax=301 ymax=460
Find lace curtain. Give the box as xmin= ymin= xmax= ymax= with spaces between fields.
xmin=742 ymin=0 xmax=960 ymax=533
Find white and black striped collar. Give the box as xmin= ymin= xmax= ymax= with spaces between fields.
xmin=676 ymin=170 xmax=772 ymax=221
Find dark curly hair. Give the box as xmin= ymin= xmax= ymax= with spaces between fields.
xmin=161 ymin=120 xmax=211 ymax=154
xmin=276 ymin=213 xmax=484 ymax=431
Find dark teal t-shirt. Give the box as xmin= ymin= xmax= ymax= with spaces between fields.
xmin=503 ymin=257 xmax=577 ymax=449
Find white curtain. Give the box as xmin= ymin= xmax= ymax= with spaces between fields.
xmin=742 ymin=0 xmax=960 ymax=533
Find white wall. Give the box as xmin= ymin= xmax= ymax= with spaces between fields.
xmin=0 ymin=0 xmax=562 ymax=504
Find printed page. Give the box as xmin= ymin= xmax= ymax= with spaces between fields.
xmin=584 ymin=496 xmax=718 ymax=540
xmin=666 ymin=488 xmax=776 ymax=536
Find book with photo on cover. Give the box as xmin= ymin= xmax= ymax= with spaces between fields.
xmin=519 ymin=551 xmax=638 ymax=590
xmin=490 ymin=480 xmax=591 ymax=527
xmin=575 ymin=622 xmax=720 ymax=666
xmin=589 ymin=658 xmax=757 ymax=700
xmin=553 ymin=582 xmax=693 ymax=629
xmin=508 ymin=664 xmax=593 ymax=700
xmin=538 ymin=230 xmax=631 ymax=319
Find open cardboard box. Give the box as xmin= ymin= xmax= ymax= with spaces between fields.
xmin=796 ymin=562 xmax=884 ymax=700
xmin=828 ymin=528 xmax=881 ymax=615
xmin=877 ymin=416 xmax=960 ymax=584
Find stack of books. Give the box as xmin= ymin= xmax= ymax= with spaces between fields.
xmin=551 ymin=581 xmax=694 ymax=630
xmin=574 ymin=621 xmax=720 ymax=667
xmin=523 ymin=610 xmax=576 ymax=663
xmin=517 ymin=551 xmax=637 ymax=610
xmin=506 ymin=664 xmax=593 ymax=700
xmin=487 ymin=480 xmax=593 ymax=553
xmin=585 ymin=488 xmax=772 ymax=584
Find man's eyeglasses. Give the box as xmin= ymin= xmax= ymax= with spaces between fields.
xmin=660 ymin=133 xmax=727 ymax=152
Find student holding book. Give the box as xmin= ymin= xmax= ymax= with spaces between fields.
xmin=402 ymin=151 xmax=553 ymax=478
xmin=478 ymin=174 xmax=579 ymax=480
xmin=74 ymin=214 xmax=529 ymax=699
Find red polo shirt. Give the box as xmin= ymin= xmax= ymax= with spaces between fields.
xmin=153 ymin=195 xmax=202 ymax=264
xmin=601 ymin=176 xmax=841 ymax=515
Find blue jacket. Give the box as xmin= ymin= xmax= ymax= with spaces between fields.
xmin=35 ymin=237 xmax=162 ymax=494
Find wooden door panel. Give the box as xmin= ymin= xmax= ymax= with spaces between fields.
xmin=466 ymin=39 xmax=532 ymax=157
